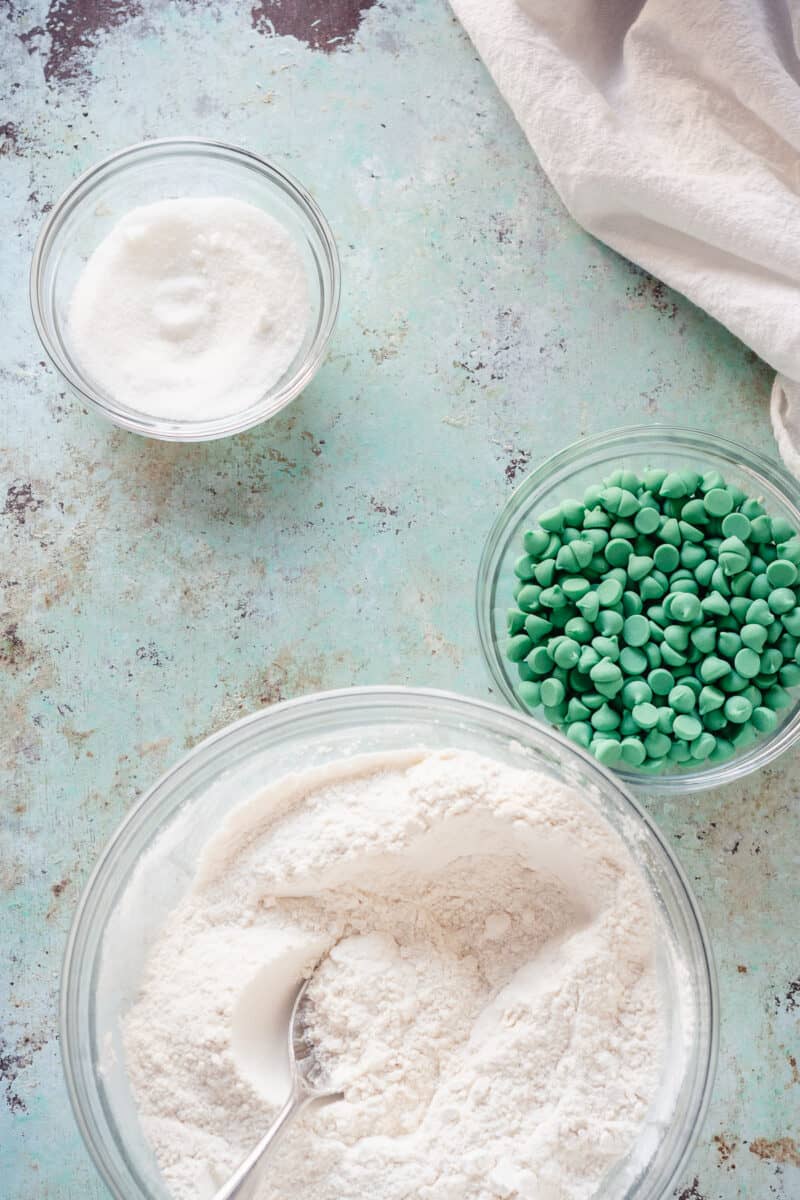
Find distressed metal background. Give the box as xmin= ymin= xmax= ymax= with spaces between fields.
xmin=1 ymin=2 xmax=798 ymax=1197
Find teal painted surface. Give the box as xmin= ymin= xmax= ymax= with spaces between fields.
xmin=1 ymin=2 xmax=798 ymax=1197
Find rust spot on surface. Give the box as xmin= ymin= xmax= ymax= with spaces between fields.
xmin=626 ymin=265 xmax=679 ymax=320
xmin=776 ymin=977 xmax=800 ymax=1013
xmin=789 ymin=1055 xmax=799 ymax=1086
xmin=136 ymin=736 xmax=173 ymax=758
xmin=675 ymin=1180 xmax=707 ymax=1200
xmin=0 ymin=623 xmax=29 ymax=672
xmin=505 ymin=448 xmax=531 ymax=485
xmin=251 ymin=0 xmax=377 ymax=51
xmin=43 ymin=0 xmax=141 ymax=84
xmin=492 ymin=213 xmax=513 ymax=244
xmin=0 ymin=859 xmax=23 ymax=893
xmin=369 ymin=497 xmax=399 ymax=517
xmin=0 ymin=121 xmax=22 ymax=155
xmin=46 ymin=875 xmax=73 ymax=919
xmin=538 ymin=332 xmax=567 ymax=363
xmin=713 ymin=1133 xmax=736 ymax=1165
xmin=365 ymin=317 xmax=408 ymax=366
xmin=0 ymin=1034 xmax=45 ymax=1115
xmin=62 ymin=725 xmax=96 ymax=752
xmin=1 ymin=651 xmax=55 ymax=769
xmin=737 ymin=964 xmax=748 ymax=974
xmin=257 ymin=676 xmax=285 ymax=706
xmin=3 ymin=481 xmax=42 ymax=524
xmin=748 ymin=1137 xmax=800 ymax=1167
xmin=18 ymin=25 xmax=47 ymax=57
xmin=135 ymin=642 xmax=170 ymax=667
xmin=267 ymin=446 xmax=297 ymax=471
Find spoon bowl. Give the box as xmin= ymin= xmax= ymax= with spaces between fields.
xmin=213 ymin=972 xmax=342 ymax=1200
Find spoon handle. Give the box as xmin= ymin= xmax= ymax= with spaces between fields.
xmin=212 ymin=1088 xmax=310 ymax=1200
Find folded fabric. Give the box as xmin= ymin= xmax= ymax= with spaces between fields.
xmin=449 ymin=0 xmax=800 ymax=475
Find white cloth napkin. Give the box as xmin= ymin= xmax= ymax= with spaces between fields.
xmin=449 ymin=0 xmax=800 ymax=475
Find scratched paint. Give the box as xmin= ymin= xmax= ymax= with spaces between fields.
xmin=1 ymin=1 xmax=798 ymax=1198
xmin=251 ymin=0 xmax=377 ymax=51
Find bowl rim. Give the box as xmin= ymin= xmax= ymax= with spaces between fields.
xmin=60 ymin=684 xmax=718 ymax=1200
xmin=29 ymin=136 xmax=341 ymax=442
xmin=476 ymin=422 xmax=800 ymax=795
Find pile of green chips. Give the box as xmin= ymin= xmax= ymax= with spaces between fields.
xmin=506 ymin=466 xmax=800 ymax=772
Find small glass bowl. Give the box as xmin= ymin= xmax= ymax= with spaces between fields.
xmin=61 ymin=687 xmax=717 ymax=1200
xmin=30 ymin=138 xmax=341 ymax=441
xmin=477 ymin=425 xmax=800 ymax=794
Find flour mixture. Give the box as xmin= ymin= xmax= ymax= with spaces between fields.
xmin=123 ymin=749 xmax=669 ymax=1199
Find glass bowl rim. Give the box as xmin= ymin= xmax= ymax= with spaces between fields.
xmin=29 ymin=136 xmax=341 ymax=442
xmin=476 ymin=422 xmax=800 ymax=795
xmin=60 ymin=684 xmax=718 ymax=1200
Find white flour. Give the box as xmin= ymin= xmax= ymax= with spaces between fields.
xmin=68 ymin=197 xmax=310 ymax=422
xmin=123 ymin=749 xmax=668 ymax=1199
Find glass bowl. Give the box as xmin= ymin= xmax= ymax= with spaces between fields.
xmin=61 ymin=686 xmax=717 ymax=1200
xmin=477 ymin=425 xmax=800 ymax=794
xmin=30 ymin=138 xmax=340 ymax=441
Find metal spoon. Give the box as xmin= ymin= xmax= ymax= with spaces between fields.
xmin=212 ymin=974 xmax=343 ymax=1200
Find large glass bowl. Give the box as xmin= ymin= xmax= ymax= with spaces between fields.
xmin=61 ymin=687 xmax=717 ymax=1200
xmin=477 ymin=425 xmax=800 ymax=794
xmin=30 ymin=138 xmax=340 ymax=441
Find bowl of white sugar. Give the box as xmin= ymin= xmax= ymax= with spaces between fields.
xmin=62 ymin=687 xmax=717 ymax=1200
xmin=30 ymin=138 xmax=340 ymax=440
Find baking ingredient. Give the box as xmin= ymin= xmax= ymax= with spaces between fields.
xmin=122 ymin=749 xmax=671 ymax=1200
xmin=506 ymin=468 xmax=800 ymax=771
xmin=68 ymin=197 xmax=310 ymax=421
